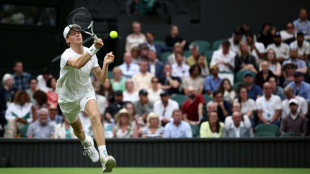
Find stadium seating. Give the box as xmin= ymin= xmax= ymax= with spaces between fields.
xmin=190 ymin=124 xmax=200 ymax=138
xmin=235 ymin=70 xmax=256 ymax=83
xmin=212 ymin=39 xmax=223 ymax=50
xmin=154 ymin=40 xmax=166 ymax=47
xmin=255 ymin=132 xmax=277 ymax=137
xmin=160 ymin=51 xmax=172 ymax=63
xmin=170 ymin=94 xmax=188 ymax=108
xmin=255 ymin=124 xmax=280 ymax=137
xmin=19 ymin=124 xmax=29 ymax=138
xmin=204 ymin=50 xmax=214 ymax=67
xmin=192 ymin=40 xmax=211 ymax=54
xmin=183 ymin=50 xmax=191 ymax=58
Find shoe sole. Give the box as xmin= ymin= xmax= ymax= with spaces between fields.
xmin=103 ymin=158 xmax=116 ymax=173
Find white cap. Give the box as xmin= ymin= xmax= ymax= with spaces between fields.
xmin=289 ymin=98 xmax=298 ymax=105
xmin=63 ymin=24 xmax=81 ymax=39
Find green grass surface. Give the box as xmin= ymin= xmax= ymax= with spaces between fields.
xmin=0 ymin=168 xmax=310 ymax=174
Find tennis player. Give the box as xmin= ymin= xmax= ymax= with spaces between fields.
xmin=56 ymin=24 xmax=116 ymax=172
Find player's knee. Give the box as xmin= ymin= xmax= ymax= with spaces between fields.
xmin=89 ymin=111 xmax=101 ymax=126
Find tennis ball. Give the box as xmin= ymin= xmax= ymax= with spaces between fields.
xmin=110 ymin=31 xmax=118 ymax=39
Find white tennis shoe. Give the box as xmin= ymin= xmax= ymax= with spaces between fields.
xmin=82 ymin=136 xmax=99 ymax=163
xmin=100 ymin=155 xmax=116 ymax=173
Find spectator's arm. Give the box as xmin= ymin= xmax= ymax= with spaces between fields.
xmin=183 ymin=113 xmax=191 ymax=124
xmin=302 ymin=118 xmax=308 ymax=135
xmin=198 ymin=103 xmax=203 ymax=123
xmin=296 ymin=67 xmax=307 ymax=74
xmin=280 ymin=118 xmax=286 ymax=135
xmin=185 ymin=123 xmax=192 ymax=138
xmin=274 ymin=63 xmax=282 ymax=77
xmin=163 ymin=125 xmax=169 ymax=138
xmin=271 ymin=110 xmax=281 ymax=122
xmin=112 ymin=127 xmax=117 ymax=138
xmin=27 ymin=124 xmax=34 ymax=139
xmin=31 ymin=105 xmax=37 ymax=122
xmin=248 ymin=128 xmax=254 ymax=137
xmin=257 ymin=110 xmax=267 ymax=123
xmin=246 ymin=109 xmax=253 ymax=119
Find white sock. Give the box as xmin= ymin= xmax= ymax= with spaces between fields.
xmin=98 ymin=145 xmax=107 ymax=156
xmin=81 ymin=136 xmax=89 ymax=147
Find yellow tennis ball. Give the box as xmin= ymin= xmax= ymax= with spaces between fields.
xmin=110 ymin=31 xmax=118 ymax=39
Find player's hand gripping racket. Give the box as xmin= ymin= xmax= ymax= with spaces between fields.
xmin=67 ymin=7 xmax=98 ymax=41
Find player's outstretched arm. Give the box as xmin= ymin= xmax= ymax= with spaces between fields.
xmin=67 ymin=39 xmax=104 ymax=69
xmin=94 ymin=52 xmax=114 ymax=85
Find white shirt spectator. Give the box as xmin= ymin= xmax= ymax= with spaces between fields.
xmin=125 ymin=33 xmax=146 ymax=52
xmin=224 ymin=115 xmax=251 ymax=129
xmin=266 ymin=43 xmax=290 ymax=60
xmin=228 ymin=37 xmax=239 ymax=53
xmin=147 ymin=88 xmax=162 ymax=103
xmin=234 ymin=98 xmax=256 ymax=119
xmin=131 ymin=72 xmax=154 ymax=91
xmin=232 ymin=122 xmax=244 ymax=138
xmin=171 ymin=63 xmax=190 ymax=79
xmin=154 ymin=99 xmax=179 ymax=121
xmin=281 ymin=96 xmax=308 ymax=119
xmin=290 ymin=40 xmax=310 ymax=57
xmin=210 ymin=49 xmax=236 ymax=72
xmin=123 ymin=91 xmax=139 ymax=103
xmin=119 ymin=63 xmax=140 ymax=79
xmin=37 ymin=74 xmax=51 ymax=93
xmin=280 ymin=30 xmax=295 ymax=41
xmin=255 ymin=94 xmax=282 ymax=122
xmin=251 ymin=42 xmax=265 ymax=60
xmin=167 ymin=54 xmax=186 ymax=64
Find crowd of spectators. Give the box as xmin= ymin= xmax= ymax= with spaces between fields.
xmin=1 ymin=8 xmax=310 ymax=139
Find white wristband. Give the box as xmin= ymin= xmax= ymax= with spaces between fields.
xmin=87 ymin=45 xmax=99 ymax=57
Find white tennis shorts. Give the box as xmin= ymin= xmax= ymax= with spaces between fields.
xmin=58 ymin=90 xmax=96 ymax=123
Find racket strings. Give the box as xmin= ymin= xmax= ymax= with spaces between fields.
xmin=67 ymin=8 xmax=92 ymax=30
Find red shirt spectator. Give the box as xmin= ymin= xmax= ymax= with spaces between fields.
xmin=182 ymin=87 xmax=205 ymax=124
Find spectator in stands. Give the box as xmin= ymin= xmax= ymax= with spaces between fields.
xmin=131 ymin=46 xmax=141 ymax=64
xmin=257 ymin=23 xmax=274 ymax=48
xmin=246 ymin=32 xmax=265 ymax=61
xmin=228 ymin=30 xmax=242 ymax=53
xmin=187 ymin=43 xmax=208 ymax=66
xmin=123 ymin=79 xmax=139 ymax=103
xmin=168 ymin=42 xmax=186 ymax=64
xmin=147 ymin=77 xmax=162 ymax=103
xmin=266 ymin=32 xmax=290 ymax=62
xmin=280 ymin=61 xmax=297 ymax=87
xmin=197 ymin=54 xmax=210 ymax=77
xmin=154 ymin=90 xmax=179 ymax=125
xmin=48 ymin=103 xmax=62 ymax=127
xmin=282 ymin=46 xmax=307 ymax=74
xmin=26 ymin=77 xmax=37 ymax=105
xmin=182 ymin=86 xmax=205 ymax=126
xmin=37 ymin=68 xmax=52 ymax=93
xmin=255 ymin=61 xmax=277 ymax=88
xmin=12 ymin=61 xmax=32 ymax=90
xmin=213 ymin=90 xmax=232 ymax=122
xmin=204 ymin=65 xmax=222 ymax=95
xmin=4 ymin=90 xmax=33 ymax=138
xmin=256 ymin=82 xmax=282 ymax=126
xmin=138 ymin=44 xmax=149 ymax=60
xmin=200 ymin=111 xmax=224 ymax=138
xmin=97 ymin=78 xmax=114 ymax=103
xmin=134 ymin=89 xmax=154 ymax=121
xmin=280 ymin=22 xmax=296 ymax=44
xmin=27 ymin=108 xmax=54 ymax=139
xmin=282 ymin=87 xmax=308 ymax=119
xmin=165 ymin=25 xmax=187 ymax=50
xmin=132 ymin=59 xmax=154 ymax=91
xmin=104 ymin=90 xmax=125 ymax=122
xmin=243 ymin=71 xmax=263 ymax=100
xmin=182 ymin=65 xmax=204 ymax=95
xmin=289 ymin=32 xmax=310 ymax=61
xmin=217 ymin=78 xmax=236 ymax=104
xmin=269 ymin=76 xmax=285 ymax=100
xmin=210 ymin=40 xmax=235 ymax=73
xmin=33 ymin=90 xmax=48 ymax=120
xmin=223 ymin=102 xmax=251 ymax=129
xmin=164 ymin=109 xmax=192 ymax=138
xmin=125 ymin=21 xmax=146 ymax=52
xmin=141 ymin=112 xmax=164 ymax=138
xmin=235 ymin=85 xmax=256 ymax=126
xmin=287 ymin=71 xmax=310 ymax=103
xmin=46 ymin=77 xmax=58 ymax=106
xmin=234 ymin=41 xmax=257 ymax=74
xmin=125 ymin=102 xmax=137 ymax=118
xmin=144 ymin=31 xmax=171 ymax=58
xmin=147 ymin=50 xmax=165 ymax=82
xmin=0 ymin=74 xmax=17 ymax=135
xmin=54 ymin=116 xmax=76 ymax=139
xmin=171 ymin=52 xmax=190 ymax=80
xmin=161 ymin=63 xmax=182 ymax=95
xmin=110 ymin=67 xmax=126 ymax=92
xmin=280 ymin=99 xmax=308 ymax=136
xmin=260 ymin=49 xmax=282 ymax=77
xmin=113 ymin=108 xmax=134 ymax=138
xmin=119 ymin=52 xmax=140 ymax=79
xmin=222 ymin=111 xmax=254 ymax=138
xmin=293 ymin=8 xmax=310 ymax=39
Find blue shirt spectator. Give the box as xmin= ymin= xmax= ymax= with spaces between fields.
xmin=204 ymin=65 xmax=222 ymax=95
xmin=12 ymin=61 xmax=32 ymax=90
xmin=282 ymin=58 xmax=307 ymax=70
xmin=293 ymin=8 xmax=310 ymax=37
xmin=247 ymin=84 xmax=263 ymax=100
xmin=287 ymin=72 xmax=310 ymax=102
xmin=164 ymin=110 xmax=192 ymax=138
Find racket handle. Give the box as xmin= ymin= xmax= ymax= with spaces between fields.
xmin=92 ymin=35 xmax=99 ymax=41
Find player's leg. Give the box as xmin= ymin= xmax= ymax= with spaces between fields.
xmin=84 ymin=99 xmax=116 ymax=172
xmin=59 ymin=101 xmax=99 ymax=163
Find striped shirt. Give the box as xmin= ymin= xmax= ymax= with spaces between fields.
xmin=142 ymin=126 xmax=164 ymax=138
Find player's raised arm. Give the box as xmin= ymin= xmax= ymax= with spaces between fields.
xmin=98 ymin=52 xmax=114 ymax=85
xmin=67 ymin=39 xmax=104 ymax=69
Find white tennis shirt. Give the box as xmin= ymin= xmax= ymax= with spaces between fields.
xmin=56 ymin=46 xmax=99 ymax=103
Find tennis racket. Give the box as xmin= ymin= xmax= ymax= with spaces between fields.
xmin=67 ymin=7 xmax=98 ymax=41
